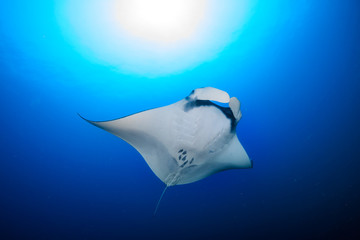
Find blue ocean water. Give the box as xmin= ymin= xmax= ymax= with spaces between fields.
xmin=1 ymin=1 xmax=359 ymax=239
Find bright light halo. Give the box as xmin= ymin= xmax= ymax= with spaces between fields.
xmin=57 ymin=0 xmax=253 ymax=76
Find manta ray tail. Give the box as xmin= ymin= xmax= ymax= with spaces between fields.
xmin=153 ymin=185 xmax=169 ymax=216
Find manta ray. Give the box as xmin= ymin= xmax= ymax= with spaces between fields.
xmin=80 ymin=87 xmax=252 ymax=213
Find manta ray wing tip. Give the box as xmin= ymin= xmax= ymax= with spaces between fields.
xmin=77 ymin=113 xmax=93 ymax=124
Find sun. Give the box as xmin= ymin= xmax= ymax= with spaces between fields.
xmin=114 ymin=0 xmax=207 ymax=45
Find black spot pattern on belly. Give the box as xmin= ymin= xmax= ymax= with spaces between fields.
xmin=180 ymin=160 xmax=188 ymax=168
xmin=177 ymin=149 xmax=195 ymax=167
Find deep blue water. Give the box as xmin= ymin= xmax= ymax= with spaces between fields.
xmin=1 ymin=1 xmax=360 ymax=239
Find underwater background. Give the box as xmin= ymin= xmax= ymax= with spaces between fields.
xmin=1 ymin=0 xmax=360 ymax=239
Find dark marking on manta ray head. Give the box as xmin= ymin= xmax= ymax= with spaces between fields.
xmin=189 ymin=158 xmax=194 ymax=164
xmin=182 ymin=155 xmax=187 ymax=161
xmin=185 ymin=90 xmax=195 ymax=101
xmin=183 ymin=99 xmax=237 ymax=132
xmin=182 ymin=151 xmax=187 ymax=155
xmin=178 ymin=149 xmax=183 ymax=153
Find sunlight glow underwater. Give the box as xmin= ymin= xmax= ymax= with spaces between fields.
xmin=56 ymin=0 xmax=255 ymax=77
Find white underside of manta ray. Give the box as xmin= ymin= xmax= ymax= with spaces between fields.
xmin=80 ymin=87 xmax=252 ymax=187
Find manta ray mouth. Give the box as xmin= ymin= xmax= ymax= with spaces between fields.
xmin=184 ymin=99 xmax=238 ymax=132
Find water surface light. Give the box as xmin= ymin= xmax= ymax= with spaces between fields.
xmin=56 ymin=0 xmax=255 ymax=77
